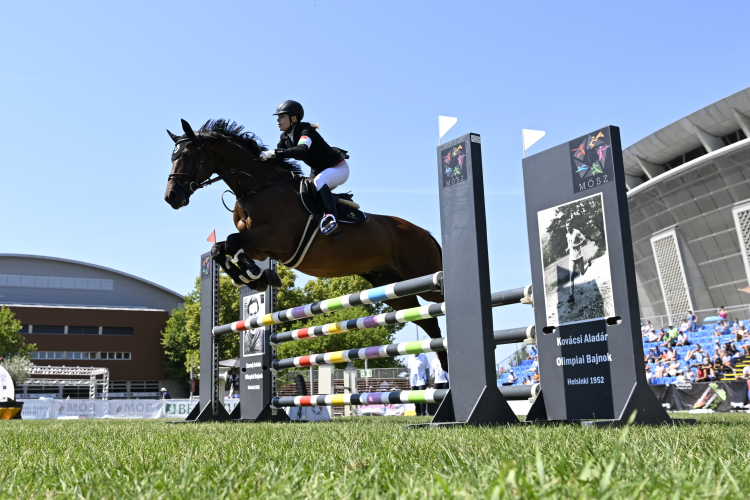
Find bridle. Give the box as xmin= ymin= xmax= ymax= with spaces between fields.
xmin=168 ymin=134 xmax=295 ymax=210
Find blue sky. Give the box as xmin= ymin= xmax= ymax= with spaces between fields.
xmin=2 ymin=1 xmax=749 ymax=364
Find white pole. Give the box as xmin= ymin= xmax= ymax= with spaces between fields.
xmin=309 ymin=351 xmax=314 ymax=395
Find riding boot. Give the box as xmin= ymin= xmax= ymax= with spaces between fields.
xmin=317 ymin=184 xmax=342 ymax=240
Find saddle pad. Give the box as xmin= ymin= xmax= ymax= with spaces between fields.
xmin=299 ymin=179 xmax=367 ymax=224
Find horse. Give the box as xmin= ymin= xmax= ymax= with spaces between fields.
xmin=164 ymin=119 xmax=448 ymax=368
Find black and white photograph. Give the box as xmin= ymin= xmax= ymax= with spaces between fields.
xmin=242 ymin=294 xmax=265 ymax=357
xmin=537 ymin=193 xmax=614 ymax=326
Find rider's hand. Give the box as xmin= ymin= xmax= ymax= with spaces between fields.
xmin=260 ymin=150 xmax=276 ymax=161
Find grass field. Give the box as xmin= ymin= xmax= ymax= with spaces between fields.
xmin=2 ymin=413 xmax=750 ymax=499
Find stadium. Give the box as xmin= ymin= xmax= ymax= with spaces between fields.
xmin=625 ymin=86 xmax=750 ymax=325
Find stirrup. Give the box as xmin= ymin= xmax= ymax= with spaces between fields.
xmin=320 ymin=214 xmax=338 ymax=235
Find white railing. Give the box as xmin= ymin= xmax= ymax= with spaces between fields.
xmin=641 ymin=304 xmax=750 ymax=330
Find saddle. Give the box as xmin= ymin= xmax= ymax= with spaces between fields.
xmin=281 ymin=179 xmax=368 ymax=270
xmin=299 ymin=178 xmax=367 ymax=223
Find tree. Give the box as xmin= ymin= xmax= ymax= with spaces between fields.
xmin=0 ymin=306 xmax=35 ymax=358
xmin=1 ymin=355 xmax=32 ymax=386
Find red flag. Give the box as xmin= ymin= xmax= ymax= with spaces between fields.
xmin=207 ymin=230 xmax=216 ymax=244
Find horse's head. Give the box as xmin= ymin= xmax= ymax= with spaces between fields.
xmin=164 ymin=119 xmax=216 ymax=209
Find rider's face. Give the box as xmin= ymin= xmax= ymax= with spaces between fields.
xmin=277 ymin=114 xmax=291 ymax=131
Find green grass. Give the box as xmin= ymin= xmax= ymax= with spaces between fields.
xmin=2 ymin=413 xmax=750 ymax=499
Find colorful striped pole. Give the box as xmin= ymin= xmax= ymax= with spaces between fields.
xmin=270 ymin=303 xmax=446 ymax=344
xmin=271 ymin=389 xmax=448 ymax=408
xmin=213 ymin=272 xmax=442 ymax=337
xmin=272 ymin=338 xmax=447 ymax=371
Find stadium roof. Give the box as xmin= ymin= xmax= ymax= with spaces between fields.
xmin=623 ymin=87 xmax=750 ymax=187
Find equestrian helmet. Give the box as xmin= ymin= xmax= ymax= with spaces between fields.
xmin=273 ymin=100 xmax=304 ymax=121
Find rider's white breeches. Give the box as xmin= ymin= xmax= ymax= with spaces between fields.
xmin=314 ymin=160 xmax=350 ymax=191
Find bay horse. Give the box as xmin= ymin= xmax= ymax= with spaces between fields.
xmin=164 ymin=119 xmax=447 ymax=367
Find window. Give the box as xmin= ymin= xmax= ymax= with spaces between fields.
xmin=102 ymin=327 xmax=133 ymax=336
xmin=99 ymin=352 xmax=131 ymax=360
xmin=19 ymin=325 xmax=29 ymax=333
xmin=68 ymin=326 xmax=99 ymax=335
xmin=31 ymin=351 xmax=63 ymax=359
xmin=33 ymin=325 xmax=65 ymax=334
xmin=0 ymin=274 xmax=113 ymax=291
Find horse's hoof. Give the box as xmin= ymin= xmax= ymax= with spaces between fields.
xmin=264 ymin=269 xmax=283 ymax=288
xmin=249 ymin=281 xmax=268 ymax=292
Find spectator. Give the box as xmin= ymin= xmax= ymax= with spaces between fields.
xmin=686 ymin=369 xmax=696 ymax=382
xmin=645 ymin=365 xmax=653 ymax=383
xmin=721 ymin=321 xmax=732 ymax=336
xmin=717 ymin=306 xmax=728 ymax=321
xmin=662 ymin=347 xmax=676 ymax=362
xmin=647 ymin=330 xmax=659 ymax=342
xmin=721 ymin=349 xmax=735 ymax=374
xmin=676 ymin=331 xmax=690 ymax=347
xmin=653 ymin=360 xmax=665 ymax=379
xmin=527 ymin=345 xmax=538 ymax=360
xmin=687 ymin=310 xmax=697 ymax=333
xmin=738 ymin=364 xmax=750 ymax=380
xmin=407 ymin=352 xmax=429 ymax=416
xmin=645 ymin=347 xmax=659 ymax=363
xmin=431 ymin=355 xmax=449 ymax=390
xmin=522 ymin=377 xmax=532 ymax=385
xmin=675 ymin=370 xmax=687 ymax=383
xmin=160 ymin=387 xmax=172 ymax=400
xmin=532 ymin=368 xmax=540 ymax=382
xmin=711 ymin=341 xmax=722 ymax=362
xmin=657 ymin=328 xmax=667 ymax=342
xmin=229 ymin=369 xmax=240 ymax=398
xmin=685 ymin=344 xmax=705 ymax=364
xmin=726 ymin=341 xmax=749 ymax=359
xmin=661 ymin=326 xmax=679 ymax=348
xmin=679 ymin=320 xmax=689 ymax=334
xmin=504 ymin=370 xmax=517 ymax=386
xmin=667 ymin=360 xmax=681 ymax=377
xmin=695 ymin=365 xmax=709 ymax=382
xmin=734 ymin=323 xmax=747 ymax=342
xmin=713 ymin=327 xmax=722 ymax=337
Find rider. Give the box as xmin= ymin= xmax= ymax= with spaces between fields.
xmin=259 ymin=100 xmax=349 ymax=237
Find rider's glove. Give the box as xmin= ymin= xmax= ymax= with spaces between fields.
xmin=260 ymin=150 xmax=276 ymax=161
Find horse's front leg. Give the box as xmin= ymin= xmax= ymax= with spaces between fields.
xmin=220 ymin=232 xmax=283 ymax=290
xmin=210 ymin=241 xmax=257 ymax=289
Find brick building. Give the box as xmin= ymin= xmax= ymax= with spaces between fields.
xmin=0 ymin=254 xmax=185 ymax=399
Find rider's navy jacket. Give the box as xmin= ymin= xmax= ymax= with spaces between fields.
xmin=275 ymin=122 xmax=348 ymax=177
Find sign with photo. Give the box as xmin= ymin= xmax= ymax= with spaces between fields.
xmin=241 ymin=293 xmax=265 ymax=357
xmin=536 ymin=192 xmax=615 ymax=326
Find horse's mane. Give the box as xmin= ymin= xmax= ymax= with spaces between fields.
xmin=198 ymin=119 xmax=303 ymax=176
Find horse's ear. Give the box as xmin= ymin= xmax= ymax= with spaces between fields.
xmin=181 ymin=119 xmax=197 ymax=139
xmin=167 ymin=129 xmax=180 ymax=143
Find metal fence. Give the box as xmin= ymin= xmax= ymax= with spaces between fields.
xmin=641 ymin=304 xmax=750 ymax=330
